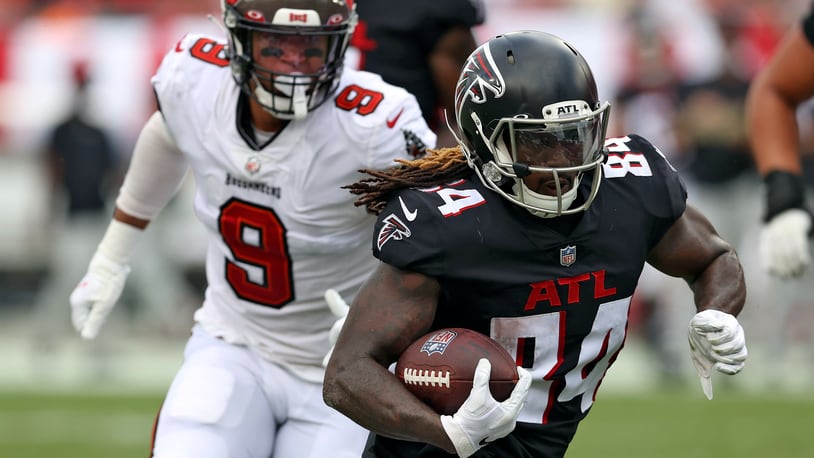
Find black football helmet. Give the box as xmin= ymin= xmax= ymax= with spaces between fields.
xmin=222 ymin=0 xmax=357 ymax=119
xmin=452 ymin=30 xmax=610 ymax=217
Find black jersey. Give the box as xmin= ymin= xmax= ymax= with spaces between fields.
xmin=803 ymin=3 xmax=814 ymax=46
xmin=368 ymin=135 xmax=686 ymax=458
xmin=48 ymin=115 xmax=116 ymax=216
xmin=351 ymin=0 xmax=484 ymax=123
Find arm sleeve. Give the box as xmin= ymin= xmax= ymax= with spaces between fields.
xmin=114 ymin=111 xmax=189 ymax=220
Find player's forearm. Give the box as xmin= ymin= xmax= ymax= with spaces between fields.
xmin=690 ymin=248 xmax=745 ymax=317
xmin=324 ymin=359 xmax=455 ymax=453
xmin=745 ymin=79 xmax=803 ymax=176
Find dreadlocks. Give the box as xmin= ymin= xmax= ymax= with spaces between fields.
xmin=345 ymin=146 xmax=473 ymax=215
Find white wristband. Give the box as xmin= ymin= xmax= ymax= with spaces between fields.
xmin=441 ymin=415 xmax=477 ymax=458
xmin=96 ymin=219 xmax=145 ymax=265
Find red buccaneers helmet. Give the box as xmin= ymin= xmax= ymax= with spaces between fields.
xmin=453 ymin=30 xmax=610 ymax=217
xmin=222 ymin=0 xmax=357 ymax=119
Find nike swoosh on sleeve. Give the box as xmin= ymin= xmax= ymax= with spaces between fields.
xmin=386 ymin=107 xmax=405 ymax=128
xmin=398 ymin=196 xmax=418 ymax=221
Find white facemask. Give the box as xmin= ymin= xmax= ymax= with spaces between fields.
xmin=513 ymin=177 xmax=580 ymax=218
xmin=254 ymin=73 xmax=309 ymax=120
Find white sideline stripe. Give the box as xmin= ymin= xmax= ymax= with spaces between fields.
xmin=0 ymin=323 xmax=185 ymax=392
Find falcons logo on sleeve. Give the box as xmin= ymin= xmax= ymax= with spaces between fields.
xmin=454 ymin=42 xmax=506 ymax=114
xmin=377 ymin=213 xmax=411 ymax=250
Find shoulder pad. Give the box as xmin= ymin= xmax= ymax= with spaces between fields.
xmin=603 ymin=134 xmax=686 ymax=220
xmin=603 ymin=134 xmax=678 ymax=179
xmin=152 ymin=34 xmax=230 ymax=101
xmin=333 ymin=69 xmax=436 ymax=168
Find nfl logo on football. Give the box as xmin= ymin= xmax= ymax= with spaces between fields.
xmin=560 ymin=245 xmax=576 ymax=267
xmin=420 ymin=329 xmax=458 ymax=356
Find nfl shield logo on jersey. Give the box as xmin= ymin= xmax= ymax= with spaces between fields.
xmin=560 ymin=245 xmax=576 ymax=267
xmin=245 ymin=156 xmax=261 ymax=175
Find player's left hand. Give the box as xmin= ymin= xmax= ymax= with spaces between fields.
xmin=70 ymin=252 xmax=131 ymax=339
xmin=440 ymin=359 xmax=532 ymax=457
xmin=687 ymin=309 xmax=747 ymax=400
xmin=322 ymin=288 xmax=349 ymax=367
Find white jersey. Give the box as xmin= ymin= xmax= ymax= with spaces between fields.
xmin=152 ymin=33 xmax=435 ymax=382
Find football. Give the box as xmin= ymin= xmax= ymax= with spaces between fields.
xmin=395 ymin=328 xmax=519 ymax=415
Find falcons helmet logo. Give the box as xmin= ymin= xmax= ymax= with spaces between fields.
xmin=454 ymin=42 xmax=506 ymax=114
xmin=377 ymin=213 xmax=412 ymax=250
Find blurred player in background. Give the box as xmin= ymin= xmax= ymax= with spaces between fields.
xmin=746 ymin=2 xmax=814 ymax=279
xmin=348 ymin=0 xmax=484 ymax=146
xmin=30 ymin=61 xmax=120 ymax=365
xmin=324 ymin=31 xmax=748 ymax=458
xmin=68 ymin=0 xmax=434 ymax=456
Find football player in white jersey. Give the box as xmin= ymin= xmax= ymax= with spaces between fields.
xmin=68 ymin=1 xmax=435 ymax=457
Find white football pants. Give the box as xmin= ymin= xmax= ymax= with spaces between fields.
xmin=151 ymin=325 xmax=368 ymax=458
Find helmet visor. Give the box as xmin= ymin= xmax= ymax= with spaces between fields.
xmin=493 ymin=111 xmax=607 ymax=173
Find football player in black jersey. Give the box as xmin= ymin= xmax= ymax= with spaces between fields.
xmin=324 ymin=31 xmax=748 ymax=458
xmin=746 ymin=3 xmax=814 ymax=278
xmin=349 ymin=0 xmax=484 ymax=146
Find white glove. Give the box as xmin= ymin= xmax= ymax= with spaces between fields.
xmin=322 ymin=288 xmax=350 ymax=367
xmin=70 ymin=252 xmax=131 ymax=339
xmin=440 ymin=359 xmax=532 ymax=457
xmin=687 ymin=310 xmax=747 ymax=400
xmin=759 ymin=208 xmax=811 ymax=278
xmin=70 ymin=219 xmax=143 ymax=339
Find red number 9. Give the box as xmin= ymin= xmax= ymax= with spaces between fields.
xmin=219 ymin=198 xmax=293 ymax=307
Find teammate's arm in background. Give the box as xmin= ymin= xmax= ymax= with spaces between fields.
xmin=746 ymin=15 xmax=814 ymax=278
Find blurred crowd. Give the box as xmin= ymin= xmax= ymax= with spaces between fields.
xmin=1 ymin=0 xmax=214 ymax=18
xmin=1 ymin=0 xmax=813 ymax=389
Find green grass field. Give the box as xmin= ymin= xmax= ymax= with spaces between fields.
xmin=0 ymin=391 xmax=163 ymax=458
xmin=0 ymin=389 xmax=811 ymax=457
xmin=567 ymin=390 xmax=814 ymax=458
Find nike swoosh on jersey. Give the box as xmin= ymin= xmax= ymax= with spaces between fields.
xmin=386 ymin=107 xmax=404 ymax=128
xmin=398 ymin=196 xmax=418 ymax=221
xmin=174 ymin=34 xmax=188 ymax=52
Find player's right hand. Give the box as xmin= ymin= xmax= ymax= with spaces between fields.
xmin=70 ymin=252 xmax=131 ymax=340
xmin=759 ymin=208 xmax=811 ymax=278
xmin=440 ymin=359 xmax=532 ymax=457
